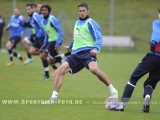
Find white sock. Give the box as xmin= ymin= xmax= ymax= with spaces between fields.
xmin=61 ymin=54 xmax=65 ymax=58
xmin=51 ymin=91 xmax=58 ymax=99
xmin=108 ymin=84 xmax=117 ymax=94
xmin=44 ymin=67 xmax=49 ymax=71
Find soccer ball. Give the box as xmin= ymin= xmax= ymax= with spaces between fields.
xmin=105 ymin=96 xmax=118 ymax=109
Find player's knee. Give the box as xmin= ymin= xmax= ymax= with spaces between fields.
xmin=29 ymin=49 xmax=33 ymax=55
xmin=6 ymin=42 xmax=12 ymax=50
xmin=40 ymin=54 xmax=46 ymax=60
xmin=22 ymin=40 xmax=26 ymax=45
xmin=29 ymin=47 xmax=36 ymax=55
xmin=90 ymin=67 xmax=98 ymax=74
xmin=57 ymin=64 xmax=68 ymax=75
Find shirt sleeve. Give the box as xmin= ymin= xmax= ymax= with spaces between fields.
xmin=6 ymin=17 xmax=12 ymax=30
xmin=69 ymin=41 xmax=74 ymax=49
xmin=88 ymin=19 xmax=103 ymax=51
xmin=50 ymin=17 xmax=64 ymax=46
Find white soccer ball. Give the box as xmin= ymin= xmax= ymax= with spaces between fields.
xmin=105 ymin=96 xmax=118 ymax=109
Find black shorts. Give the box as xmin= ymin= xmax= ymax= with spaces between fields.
xmin=44 ymin=41 xmax=58 ymax=59
xmin=32 ymin=36 xmax=44 ymax=49
xmin=10 ymin=36 xmax=21 ymax=49
xmin=65 ymin=50 xmax=97 ymax=74
xmin=29 ymin=34 xmax=36 ymax=43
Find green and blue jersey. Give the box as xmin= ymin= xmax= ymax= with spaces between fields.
xmin=70 ymin=17 xmax=103 ymax=54
xmin=42 ymin=15 xmax=63 ymax=46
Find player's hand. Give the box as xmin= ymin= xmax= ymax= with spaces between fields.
xmin=64 ymin=46 xmax=71 ymax=52
xmin=39 ymin=44 xmax=45 ymax=53
xmin=39 ymin=48 xmax=43 ymax=53
xmin=3 ymin=27 xmax=7 ymax=32
xmin=90 ymin=49 xmax=98 ymax=57
xmin=55 ymin=46 xmax=61 ymax=52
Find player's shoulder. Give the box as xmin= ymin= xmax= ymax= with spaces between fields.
xmin=11 ymin=15 xmax=15 ymax=19
xmin=153 ymin=19 xmax=160 ymax=24
xmin=88 ymin=18 xmax=99 ymax=27
xmin=33 ymin=12 xmax=41 ymax=17
xmin=19 ymin=15 xmax=25 ymax=20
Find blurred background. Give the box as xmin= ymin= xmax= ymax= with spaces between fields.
xmin=0 ymin=0 xmax=160 ymax=52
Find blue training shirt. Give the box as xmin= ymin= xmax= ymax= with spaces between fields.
xmin=71 ymin=17 xmax=103 ymax=54
xmin=6 ymin=15 xmax=25 ymax=38
xmin=150 ymin=19 xmax=160 ymax=44
xmin=43 ymin=15 xmax=64 ymax=46
xmin=150 ymin=19 xmax=160 ymax=56
xmin=28 ymin=12 xmax=47 ymax=41
xmin=25 ymin=27 xmax=31 ymax=38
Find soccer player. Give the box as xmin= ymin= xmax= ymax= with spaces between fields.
xmin=44 ymin=2 xmax=118 ymax=103
xmin=109 ymin=9 xmax=160 ymax=112
xmin=22 ymin=4 xmax=37 ymax=64
xmin=25 ymin=4 xmax=50 ymax=80
xmin=40 ymin=5 xmax=64 ymax=75
xmin=4 ymin=8 xmax=26 ymax=66
xmin=22 ymin=27 xmax=35 ymax=64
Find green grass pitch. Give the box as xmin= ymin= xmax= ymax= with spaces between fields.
xmin=0 ymin=51 xmax=159 ymax=120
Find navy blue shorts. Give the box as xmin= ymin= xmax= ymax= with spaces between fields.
xmin=129 ymin=53 xmax=160 ymax=88
xmin=10 ymin=36 xmax=21 ymax=49
xmin=44 ymin=41 xmax=58 ymax=59
xmin=65 ymin=50 xmax=97 ymax=74
xmin=32 ymin=36 xmax=44 ymax=49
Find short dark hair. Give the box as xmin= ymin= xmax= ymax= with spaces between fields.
xmin=26 ymin=4 xmax=32 ymax=8
xmin=78 ymin=2 xmax=89 ymax=10
xmin=41 ymin=5 xmax=52 ymax=14
xmin=32 ymin=3 xmax=37 ymax=8
xmin=158 ymin=9 xmax=160 ymax=13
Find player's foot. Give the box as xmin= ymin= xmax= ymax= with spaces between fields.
xmin=109 ymin=102 xmax=125 ymax=111
xmin=42 ymin=98 xmax=56 ymax=104
xmin=51 ymin=69 xmax=57 ymax=75
xmin=21 ymin=58 xmax=26 ymax=63
xmin=41 ymin=75 xmax=50 ymax=81
xmin=111 ymin=89 xmax=118 ymax=97
xmin=23 ymin=58 xmax=33 ymax=65
xmin=6 ymin=61 xmax=14 ymax=66
xmin=142 ymin=94 xmax=150 ymax=113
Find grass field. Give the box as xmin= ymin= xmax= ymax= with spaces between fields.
xmin=0 ymin=50 xmax=160 ymax=120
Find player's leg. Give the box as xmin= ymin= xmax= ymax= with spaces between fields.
xmin=5 ymin=40 xmax=14 ymax=66
xmin=122 ymin=54 xmax=157 ymax=102
xmin=88 ymin=61 xmax=118 ymax=97
xmin=43 ymin=55 xmax=83 ymax=104
xmin=11 ymin=37 xmax=25 ymax=63
xmin=46 ymin=41 xmax=59 ymax=75
xmin=113 ymin=53 xmax=160 ymax=111
xmin=142 ymin=67 xmax=160 ymax=112
xmin=39 ymin=51 xmax=50 ymax=80
xmin=38 ymin=38 xmax=50 ymax=80
xmin=13 ymin=50 xmax=25 ymax=63
xmin=22 ymin=37 xmax=33 ymax=64
xmin=29 ymin=46 xmax=39 ymax=55
xmin=43 ymin=61 xmax=70 ymax=104
xmin=55 ymin=51 xmax=71 ymax=64
xmin=47 ymin=56 xmax=58 ymax=75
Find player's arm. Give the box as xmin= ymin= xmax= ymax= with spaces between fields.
xmin=88 ymin=20 xmax=103 ymax=52
xmin=50 ymin=17 xmax=64 ymax=45
xmin=4 ymin=17 xmax=12 ymax=31
xmin=50 ymin=17 xmax=64 ymax=51
xmin=88 ymin=20 xmax=103 ymax=56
